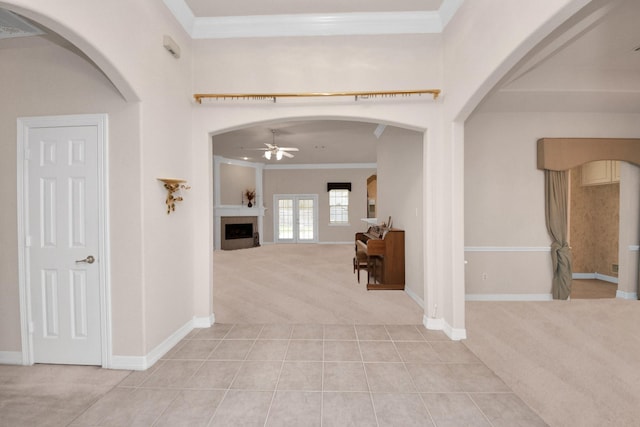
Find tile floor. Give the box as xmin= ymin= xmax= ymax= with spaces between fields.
xmin=1 ymin=323 xmax=548 ymax=426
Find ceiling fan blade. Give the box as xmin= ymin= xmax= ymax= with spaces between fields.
xmin=279 ymin=147 xmax=299 ymax=151
xmin=281 ymin=151 xmax=294 ymax=158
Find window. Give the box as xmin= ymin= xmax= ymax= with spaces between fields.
xmin=329 ymin=189 xmax=349 ymax=224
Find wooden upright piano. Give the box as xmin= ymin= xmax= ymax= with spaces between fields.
xmin=355 ymin=226 xmax=405 ymax=290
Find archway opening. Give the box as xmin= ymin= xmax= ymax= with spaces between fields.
xmin=207 ymin=116 xmax=427 ymax=324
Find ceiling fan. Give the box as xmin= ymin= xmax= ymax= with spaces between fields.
xmin=258 ymin=129 xmax=299 ymax=160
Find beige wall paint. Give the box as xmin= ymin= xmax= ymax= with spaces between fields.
xmin=262 ymin=168 xmax=375 ymax=243
xmin=376 ymin=127 xmax=424 ymax=302
xmin=465 ymin=111 xmax=640 ymax=296
xmin=220 ymin=163 xmax=257 ymax=205
xmin=193 ymin=35 xmax=442 ymax=94
xmin=570 ymin=167 xmax=620 ymax=277
xmin=0 ymin=37 xmax=144 ymax=354
xmin=1 ymin=0 xmax=196 ymax=359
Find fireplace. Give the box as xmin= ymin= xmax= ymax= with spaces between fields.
xmin=225 ymin=223 xmax=253 ymax=240
xmin=220 ymin=216 xmax=259 ymax=250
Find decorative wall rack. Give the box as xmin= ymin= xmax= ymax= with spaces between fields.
xmin=193 ymin=89 xmax=441 ymax=104
xmin=157 ymin=178 xmax=191 ymax=214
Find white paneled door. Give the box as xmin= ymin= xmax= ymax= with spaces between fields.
xmin=26 ymin=124 xmax=102 ymax=365
xmin=275 ymin=195 xmax=318 ymax=243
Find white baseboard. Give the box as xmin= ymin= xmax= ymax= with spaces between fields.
xmin=423 ymin=315 xmax=443 ymax=331
xmin=109 ymin=355 xmax=147 ymax=371
xmin=110 ymin=315 xmax=213 ymax=371
xmin=573 ymin=273 xmax=596 ymax=280
xmin=423 ymin=315 xmax=466 ymax=341
xmin=466 ymin=293 xmax=553 ymax=301
xmin=193 ymin=313 xmax=215 ymax=328
xmin=616 ymin=290 xmax=638 ymax=300
xmin=443 ymin=321 xmax=467 ymax=341
xmin=464 ymin=246 xmax=550 ymax=252
xmin=405 ymin=287 xmax=424 ymax=309
xmin=0 ymin=351 xmax=23 ymax=365
xmin=573 ymin=272 xmax=618 ymax=284
xmin=422 ymin=315 xmax=466 ymax=341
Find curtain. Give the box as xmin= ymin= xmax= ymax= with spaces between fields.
xmin=545 ymin=170 xmax=573 ymax=299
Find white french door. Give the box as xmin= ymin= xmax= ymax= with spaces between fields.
xmin=18 ymin=115 xmax=108 ymax=366
xmin=274 ymin=194 xmax=318 ymax=243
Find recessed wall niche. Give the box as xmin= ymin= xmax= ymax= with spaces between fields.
xmin=220 ymin=162 xmax=256 ymax=205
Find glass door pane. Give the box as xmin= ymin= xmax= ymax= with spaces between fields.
xmin=275 ymin=194 xmax=317 ymax=243
xmin=278 ymin=198 xmax=293 ymax=240
xmin=298 ymin=198 xmax=315 ymax=241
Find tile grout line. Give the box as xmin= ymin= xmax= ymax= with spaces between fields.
xmin=206 ymin=323 xmax=263 ymax=427
xmin=262 ymin=325 xmax=294 ymax=427
xmin=150 ymin=338 xmax=224 ymax=426
xmin=202 ymin=324 xmax=236 ymax=427
xmin=65 ymin=379 xmax=137 ymax=426
xmin=357 ymin=325 xmax=381 ymax=427
xmin=395 ymin=325 xmax=439 ymax=427
xmin=467 ymin=392 xmax=496 ymax=427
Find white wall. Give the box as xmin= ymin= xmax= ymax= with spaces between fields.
xmin=262 ymin=167 xmax=375 ymax=243
xmin=0 ymin=36 xmax=144 ymax=354
xmin=465 ymin=111 xmax=640 ymax=297
xmin=219 ymin=163 xmax=256 ymax=205
xmin=618 ymin=162 xmax=640 ymax=297
xmin=376 ymin=127 xmax=424 ymax=303
xmin=2 ymin=0 xmax=197 ymax=360
xmin=194 ymin=35 xmax=442 ymax=94
xmin=189 ymin=27 xmax=445 ymax=327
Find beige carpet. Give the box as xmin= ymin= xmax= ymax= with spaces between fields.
xmin=465 ymin=300 xmax=640 ymax=427
xmin=212 ymin=244 xmax=423 ymax=324
xmin=214 ymin=244 xmax=640 ymax=426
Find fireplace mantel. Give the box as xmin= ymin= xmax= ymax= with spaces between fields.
xmin=214 ymin=205 xmax=265 ymax=218
xmin=214 ymin=205 xmax=264 ymax=250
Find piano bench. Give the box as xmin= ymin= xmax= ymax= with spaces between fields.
xmin=354 ymin=251 xmax=368 ymax=283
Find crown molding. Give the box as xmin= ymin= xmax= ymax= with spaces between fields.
xmin=163 ymin=0 xmax=463 ymax=39
xmin=265 ymin=163 xmax=377 ymax=170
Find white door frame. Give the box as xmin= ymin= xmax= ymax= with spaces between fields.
xmin=17 ymin=114 xmax=112 ymax=367
xmin=273 ymin=194 xmax=319 ymax=243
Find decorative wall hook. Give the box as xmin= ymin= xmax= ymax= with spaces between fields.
xmin=157 ymin=178 xmax=191 ymax=214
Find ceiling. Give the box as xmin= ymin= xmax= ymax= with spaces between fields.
xmin=164 ymin=0 xmax=460 ymax=38
xmin=185 ymin=0 xmax=444 ymax=17
xmin=212 ymin=120 xmax=421 ymax=164
xmin=476 ymin=0 xmax=640 ymax=114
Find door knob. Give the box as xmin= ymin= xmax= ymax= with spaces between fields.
xmin=75 ymin=255 xmax=95 ymax=264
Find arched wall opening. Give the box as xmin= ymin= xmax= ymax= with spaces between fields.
xmin=538 ymin=138 xmax=640 ymax=299
xmin=190 ymin=106 xmax=440 ymax=327
xmin=0 ymin=2 xmax=139 ymax=102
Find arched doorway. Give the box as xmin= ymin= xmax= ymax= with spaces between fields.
xmin=538 ymin=138 xmax=640 ymax=300
xmin=208 ymin=117 xmax=428 ymax=323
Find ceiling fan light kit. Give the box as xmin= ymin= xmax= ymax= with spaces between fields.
xmin=254 ymin=129 xmax=299 ymax=161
